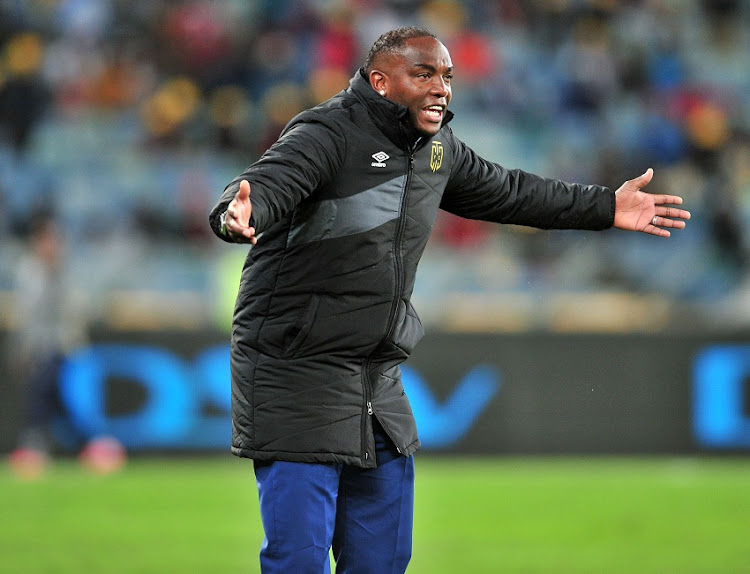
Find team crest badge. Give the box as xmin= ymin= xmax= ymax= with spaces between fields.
xmin=430 ymin=141 xmax=443 ymax=172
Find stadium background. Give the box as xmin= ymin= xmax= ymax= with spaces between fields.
xmin=1 ymin=1 xmax=750 ymax=572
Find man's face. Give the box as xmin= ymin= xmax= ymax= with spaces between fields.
xmin=370 ymin=36 xmax=453 ymax=136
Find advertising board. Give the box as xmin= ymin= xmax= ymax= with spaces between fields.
xmin=2 ymin=330 xmax=749 ymax=454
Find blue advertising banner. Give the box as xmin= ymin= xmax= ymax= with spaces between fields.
xmin=2 ymin=330 xmax=749 ymax=454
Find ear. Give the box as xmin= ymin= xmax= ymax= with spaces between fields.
xmin=369 ymin=70 xmax=388 ymax=96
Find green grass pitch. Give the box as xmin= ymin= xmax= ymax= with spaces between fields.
xmin=2 ymin=455 xmax=749 ymax=573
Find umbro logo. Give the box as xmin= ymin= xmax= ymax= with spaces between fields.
xmin=371 ymin=151 xmax=389 ymax=168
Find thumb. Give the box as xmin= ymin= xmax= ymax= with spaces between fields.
xmin=633 ymin=167 xmax=653 ymax=189
xmin=238 ymin=179 xmax=251 ymax=201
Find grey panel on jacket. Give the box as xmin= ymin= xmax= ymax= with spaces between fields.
xmin=287 ymin=175 xmax=406 ymax=247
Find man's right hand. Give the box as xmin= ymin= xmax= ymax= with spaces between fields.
xmin=223 ymin=179 xmax=257 ymax=244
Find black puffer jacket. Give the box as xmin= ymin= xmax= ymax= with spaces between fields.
xmin=209 ymin=70 xmax=615 ymax=467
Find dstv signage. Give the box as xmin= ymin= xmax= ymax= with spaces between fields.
xmin=58 ymin=343 xmax=500 ymax=451
xmin=30 ymin=333 xmax=750 ymax=455
xmin=693 ymin=345 xmax=750 ymax=449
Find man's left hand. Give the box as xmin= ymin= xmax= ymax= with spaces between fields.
xmin=613 ymin=168 xmax=691 ymax=237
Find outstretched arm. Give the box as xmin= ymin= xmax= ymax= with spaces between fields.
xmin=613 ymin=168 xmax=690 ymax=237
xmin=221 ymin=179 xmax=257 ymax=244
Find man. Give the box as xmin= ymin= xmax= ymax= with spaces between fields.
xmin=209 ymin=27 xmax=689 ymax=573
xmin=9 ymin=216 xmax=87 ymax=479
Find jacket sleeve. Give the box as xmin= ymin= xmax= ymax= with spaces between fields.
xmin=440 ymin=130 xmax=615 ymax=231
xmin=209 ymin=114 xmax=346 ymax=242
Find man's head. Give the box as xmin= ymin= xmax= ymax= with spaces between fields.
xmin=29 ymin=216 xmax=61 ymax=267
xmin=364 ymin=27 xmax=453 ymax=136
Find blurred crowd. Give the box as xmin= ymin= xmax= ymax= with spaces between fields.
xmin=1 ymin=0 xmax=749 ymax=331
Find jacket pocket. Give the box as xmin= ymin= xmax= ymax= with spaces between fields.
xmin=388 ymin=300 xmax=424 ymax=356
xmin=282 ymin=294 xmax=321 ymax=357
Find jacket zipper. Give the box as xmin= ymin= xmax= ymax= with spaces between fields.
xmin=360 ymin=147 xmax=416 ymax=464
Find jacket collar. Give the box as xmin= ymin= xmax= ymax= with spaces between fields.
xmin=348 ymin=69 xmax=454 ymax=149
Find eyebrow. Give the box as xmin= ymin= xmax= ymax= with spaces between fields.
xmin=413 ymin=63 xmax=454 ymax=73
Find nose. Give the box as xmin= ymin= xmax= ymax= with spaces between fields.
xmin=430 ymin=76 xmax=450 ymax=98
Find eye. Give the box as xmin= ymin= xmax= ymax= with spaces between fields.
xmin=444 ymin=74 xmax=453 ymax=82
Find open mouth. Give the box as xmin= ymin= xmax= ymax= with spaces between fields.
xmin=422 ymin=105 xmax=444 ymax=121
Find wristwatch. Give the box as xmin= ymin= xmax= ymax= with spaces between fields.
xmin=219 ymin=211 xmax=229 ymax=236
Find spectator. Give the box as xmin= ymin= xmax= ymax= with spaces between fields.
xmin=8 ymin=215 xmax=88 ymax=478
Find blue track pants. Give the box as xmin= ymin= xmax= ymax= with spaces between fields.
xmin=253 ymin=428 xmax=415 ymax=573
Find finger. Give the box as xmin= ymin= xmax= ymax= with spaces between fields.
xmin=236 ymin=227 xmax=257 ymax=244
xmin=653 ymin=216 xmax=686 ymax=230
xmin=653 ymin=194 xmax=684 ymax=206
xmin=666 ymin=206 xmax=690 ymax=220
xmin=225 ymin=221 xmax=256 ymax=244
xmin=632 ymin=167 xmax=653 ymax=189
xmin=224 ymin=216 xmax=244 ymax=234
xmin=237 ymin=179 xmax=253 ymax=223
xmin=647 ymin=225 xmax=671 ymax=238
xmin=238 ymin=179 xmax=251 ymax=200
xmin=655 ymin=206 xmax=691 ymax=220
xmin=224 ymin=202 xmax=247 ymax=227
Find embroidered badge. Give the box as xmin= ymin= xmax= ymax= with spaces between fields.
xmin=430 ymin=141 xmax=443 ymax=172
